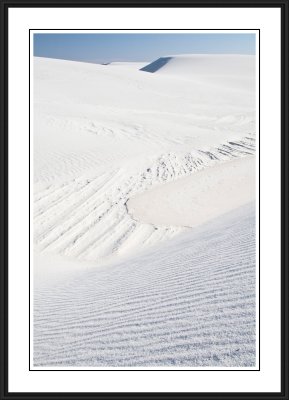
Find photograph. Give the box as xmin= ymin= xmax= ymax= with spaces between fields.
xmin=1 ymin=0 xmax=288 ymax=398
xmin=32 ymin=31 xmax=258 ymax=369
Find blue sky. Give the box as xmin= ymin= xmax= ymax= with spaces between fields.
xmin=34 ymin=33 xmax=255 ymax=63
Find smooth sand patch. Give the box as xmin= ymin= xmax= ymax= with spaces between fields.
xmin=127 ymin=156 xmax=255 ymax=228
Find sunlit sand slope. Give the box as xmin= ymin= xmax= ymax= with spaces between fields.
xmin=34 ymin=203 xmax=256 ymax=367
xmin=33 ymin=55 xmax=256 ymax=368
xmin=34 ymin=55 xmax=256 ymax=263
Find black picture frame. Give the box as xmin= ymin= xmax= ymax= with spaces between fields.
xmin=0 ymin=0 xmax=288 ymax=399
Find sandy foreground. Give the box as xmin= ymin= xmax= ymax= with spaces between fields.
xmin=33 ymin=54 xmax=256 ymax=367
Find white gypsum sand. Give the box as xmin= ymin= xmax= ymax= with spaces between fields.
xmin=33 ymin=54 xmax=256 ymax=367
xmin=127 ymin=156 xmax=255 ymax=228
xmin=34 ymin=203 xmax=256 ymax=367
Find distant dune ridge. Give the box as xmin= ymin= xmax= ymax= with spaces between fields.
xmin=140 ymin=54 xmax=255 ymax=90
xmin=33 ymin=53 xmax=256 ymax=367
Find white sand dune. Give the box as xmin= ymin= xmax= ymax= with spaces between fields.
xmin=33 ymin=54 xmax=256 ymax=367
xmin=34 ymin=55 xmax=255 ymax=262
xmin=34 ymin=203 xmax=255 ymax=367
